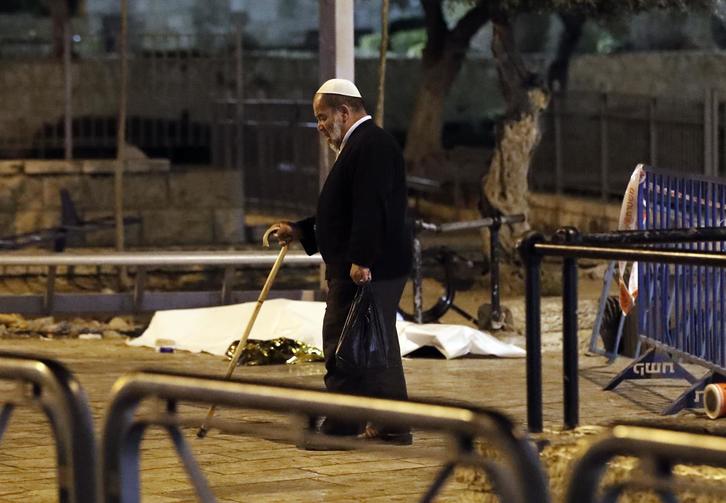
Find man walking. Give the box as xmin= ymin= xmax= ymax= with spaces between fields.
xmin=268 ymin=78 xmax=412 ymax=445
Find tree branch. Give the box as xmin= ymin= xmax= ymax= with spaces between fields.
xmin=491 ymin=12 xmax=541 ymax=119
xmin=421 ymin=0 xmax=447 ymax=59
xmin=547 ymin=11 xmax=585 ymax=92
xmin=450 ymin=0 xmax=490 ymax=49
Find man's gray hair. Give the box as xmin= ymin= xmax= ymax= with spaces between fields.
xmin=317 ymin=93 xmax=366 ymax=113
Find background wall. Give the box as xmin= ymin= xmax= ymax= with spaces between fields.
xmin=0 ymin=160 xmax=245 ymax=246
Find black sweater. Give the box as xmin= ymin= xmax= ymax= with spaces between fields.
xmin=296 ymin=119 xmax=412 ymax=280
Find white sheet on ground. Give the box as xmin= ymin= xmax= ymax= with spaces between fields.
xmin=128 ymin=299 xmax=525 ymax=359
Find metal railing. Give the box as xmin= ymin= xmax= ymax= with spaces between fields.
xmin=402 ymin=214 xmax=524 ymax=329
xmin=518 ymin=227 xmax=726 ymax=432
xmin=238 ymin=99 xmax=319 ymax=214
xmin=0 ymin=251 xmax=321 ymax=315
xmin=607 ymin=167 xmax=726 ymax=414
xmin=0 ymin=32 xmax=243 ymax=161
xmin=531 ymin=90 xmax=725 ymax=199
xmin=565 ymin=424 xmax=726 ymax=503
xmin=0 ymin=352 xmax=97 ymax=503
xmin=102 ymin=370 xmax=549 ymax=503
xmin=588 ymin=226 xmax=726 ymax=360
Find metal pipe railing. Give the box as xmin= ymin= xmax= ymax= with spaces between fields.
xmin=0 ymin=250 xmax=321 ymax=267
xmin=0 ymin=251 xmax=322 ymax=315
xmin=102 ymin=370 xmax=548 ymax=503
xmin=417 ymin=214 xmax=525 ymax=234
xmin=575 ymin=226 xmax=726 ymax=246
xmin=409 ymin=214 xmax=525 ymax=328
xmin=0 ymin=352 xmax=97 ymax=503
xmin=565 ymin=424 xmax=726 ymax=503
xmin=518 ymin=227 xmax=726 ymax=432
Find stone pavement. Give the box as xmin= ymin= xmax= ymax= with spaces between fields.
xmin=0 ymin=331 xmax=723 ymax=502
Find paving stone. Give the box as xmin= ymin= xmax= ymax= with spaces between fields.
xmin=0 ymin=328 xmax=722 ymax=501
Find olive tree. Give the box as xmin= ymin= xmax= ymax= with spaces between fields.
xmin=406 ymin=0 xmax=711 ymax=253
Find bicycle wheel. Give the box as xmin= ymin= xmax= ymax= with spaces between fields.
xmin=398 ymin=246 xmax=456 ymax=323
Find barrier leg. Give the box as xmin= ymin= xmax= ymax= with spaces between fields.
xmin=603 ymin=348 xmax=696 ymax=392
xmin=563 ymin=255 xmax=579 ymax=429
xmin=0 ymin=404 xmax=13 ymax=441
xmin=413 ymin=236 xmax=423 ymax=323
xmin=589 ymin=261 xmax=618 ymax=358
xmin=489 ymin=219 xmax=503 ymax=329
xmin=519 ymin=232 xmax=544 ymax=433
xmin=662 ymin=370 xmax=726 ymax=415
xmin=167 ymin=425 xmax=216 ymax=501
xmin=419 ymin=463 xmax=455 ymax=503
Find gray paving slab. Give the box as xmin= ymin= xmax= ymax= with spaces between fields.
xmin=0 ymin=322 xmax=722 ymax=502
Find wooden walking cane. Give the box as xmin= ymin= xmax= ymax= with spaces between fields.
xmin=197 ymin=227 xmax=288 ymax=438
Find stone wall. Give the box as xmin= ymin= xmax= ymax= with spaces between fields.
xmin=0 ymin=54 xmax=504 ymax=151
xmin=0 ymin=160 xmax=245 ymax=247
xmin=569 ymin=52 xmax=726 ymax=100
xmin=416 ymin=190 xmax=621 ymax=236
xmin=528 ymin=192 xmax=620 ymax=234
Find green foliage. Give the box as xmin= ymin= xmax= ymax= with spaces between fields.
xmin=359 ymin=28 xmax=427 ymax=57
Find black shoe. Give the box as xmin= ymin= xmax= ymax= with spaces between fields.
xmin=296 ymin=418 xmax=360 ymax=451
xmin=318 ymin=417 xmax=364 ymax=437
xmin=359 ymin=425 xmax=413 ymax=446
xmin=378 ymin=432 xmax=413 ymax=446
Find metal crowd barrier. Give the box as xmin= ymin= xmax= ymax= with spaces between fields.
xmin=597 ymin=167 xmax=726 ymax=413
xmin=0 ymin=352 xmax=97 ymax=503
xmin=565 ymin=424 xmax=726 ymax=503
xmin=403 ymin=214 xmax=524 ymax=329
xmin=102 ymin=370 xmax=548 ymax=503
xmin=518 ymin=227 xmax=726 ymax=432
xmin=0 ymin=251 xmax=322 ymax=315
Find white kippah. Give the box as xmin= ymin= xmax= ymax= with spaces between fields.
xmin=316 ymin=78 xmax=362 ymax=98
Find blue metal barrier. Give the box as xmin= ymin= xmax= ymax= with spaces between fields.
xmin=605 ymin=166 xmax=726 ymax=413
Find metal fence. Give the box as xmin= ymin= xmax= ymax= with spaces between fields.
xmin=0 ymin=32 xmax=319 ymax=216
xmin=0 ymin=250 xmax=321 ymax=315
xmin=238 ymin=99 xmax=319 ymax=214
xmin=13 ymin=35 xmax=726 ymax=214
xmin=601 ymin=167 xmax=726 ymax=415
xmin=518 ymin=227 xmax=726 ymax=432
xmin=0 ymin=352 xmax=98 ymax=503
xmin=565 ymin=424 xmax=726 ymax=503
xmin=103 ymin=370 xmax=549 ymax=503
xmin=531 ymin=90 xmax=724 ymax=199
xmin=0 ymin=33 xmax=242 ymax=162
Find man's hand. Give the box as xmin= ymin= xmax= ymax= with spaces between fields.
xmin=266 ymin=221 xmax=300 ymax=246
xmin=350 ymin=263 xmax=371 ymax=285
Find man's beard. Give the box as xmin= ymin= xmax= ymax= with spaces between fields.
xmin=326 ymin=119 xmax=344 ymax=154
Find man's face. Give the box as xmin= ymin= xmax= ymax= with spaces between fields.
xmin=313 ymin=94 xmax=346 ymax=150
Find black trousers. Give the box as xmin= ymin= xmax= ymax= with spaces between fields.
xmin=321 ymin=275 xmax=409 ymax=435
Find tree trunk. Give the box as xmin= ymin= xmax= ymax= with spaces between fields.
xmin=403 ymin=58 xmax=454 ymax=166
xmin=481 ymin=15 xmax=548 ymax=256
xmin=404 ymin=0 xmax=489 ymax=168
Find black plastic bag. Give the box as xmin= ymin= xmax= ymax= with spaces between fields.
xmin=335 ymin=284 xmax=390 ymax=374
